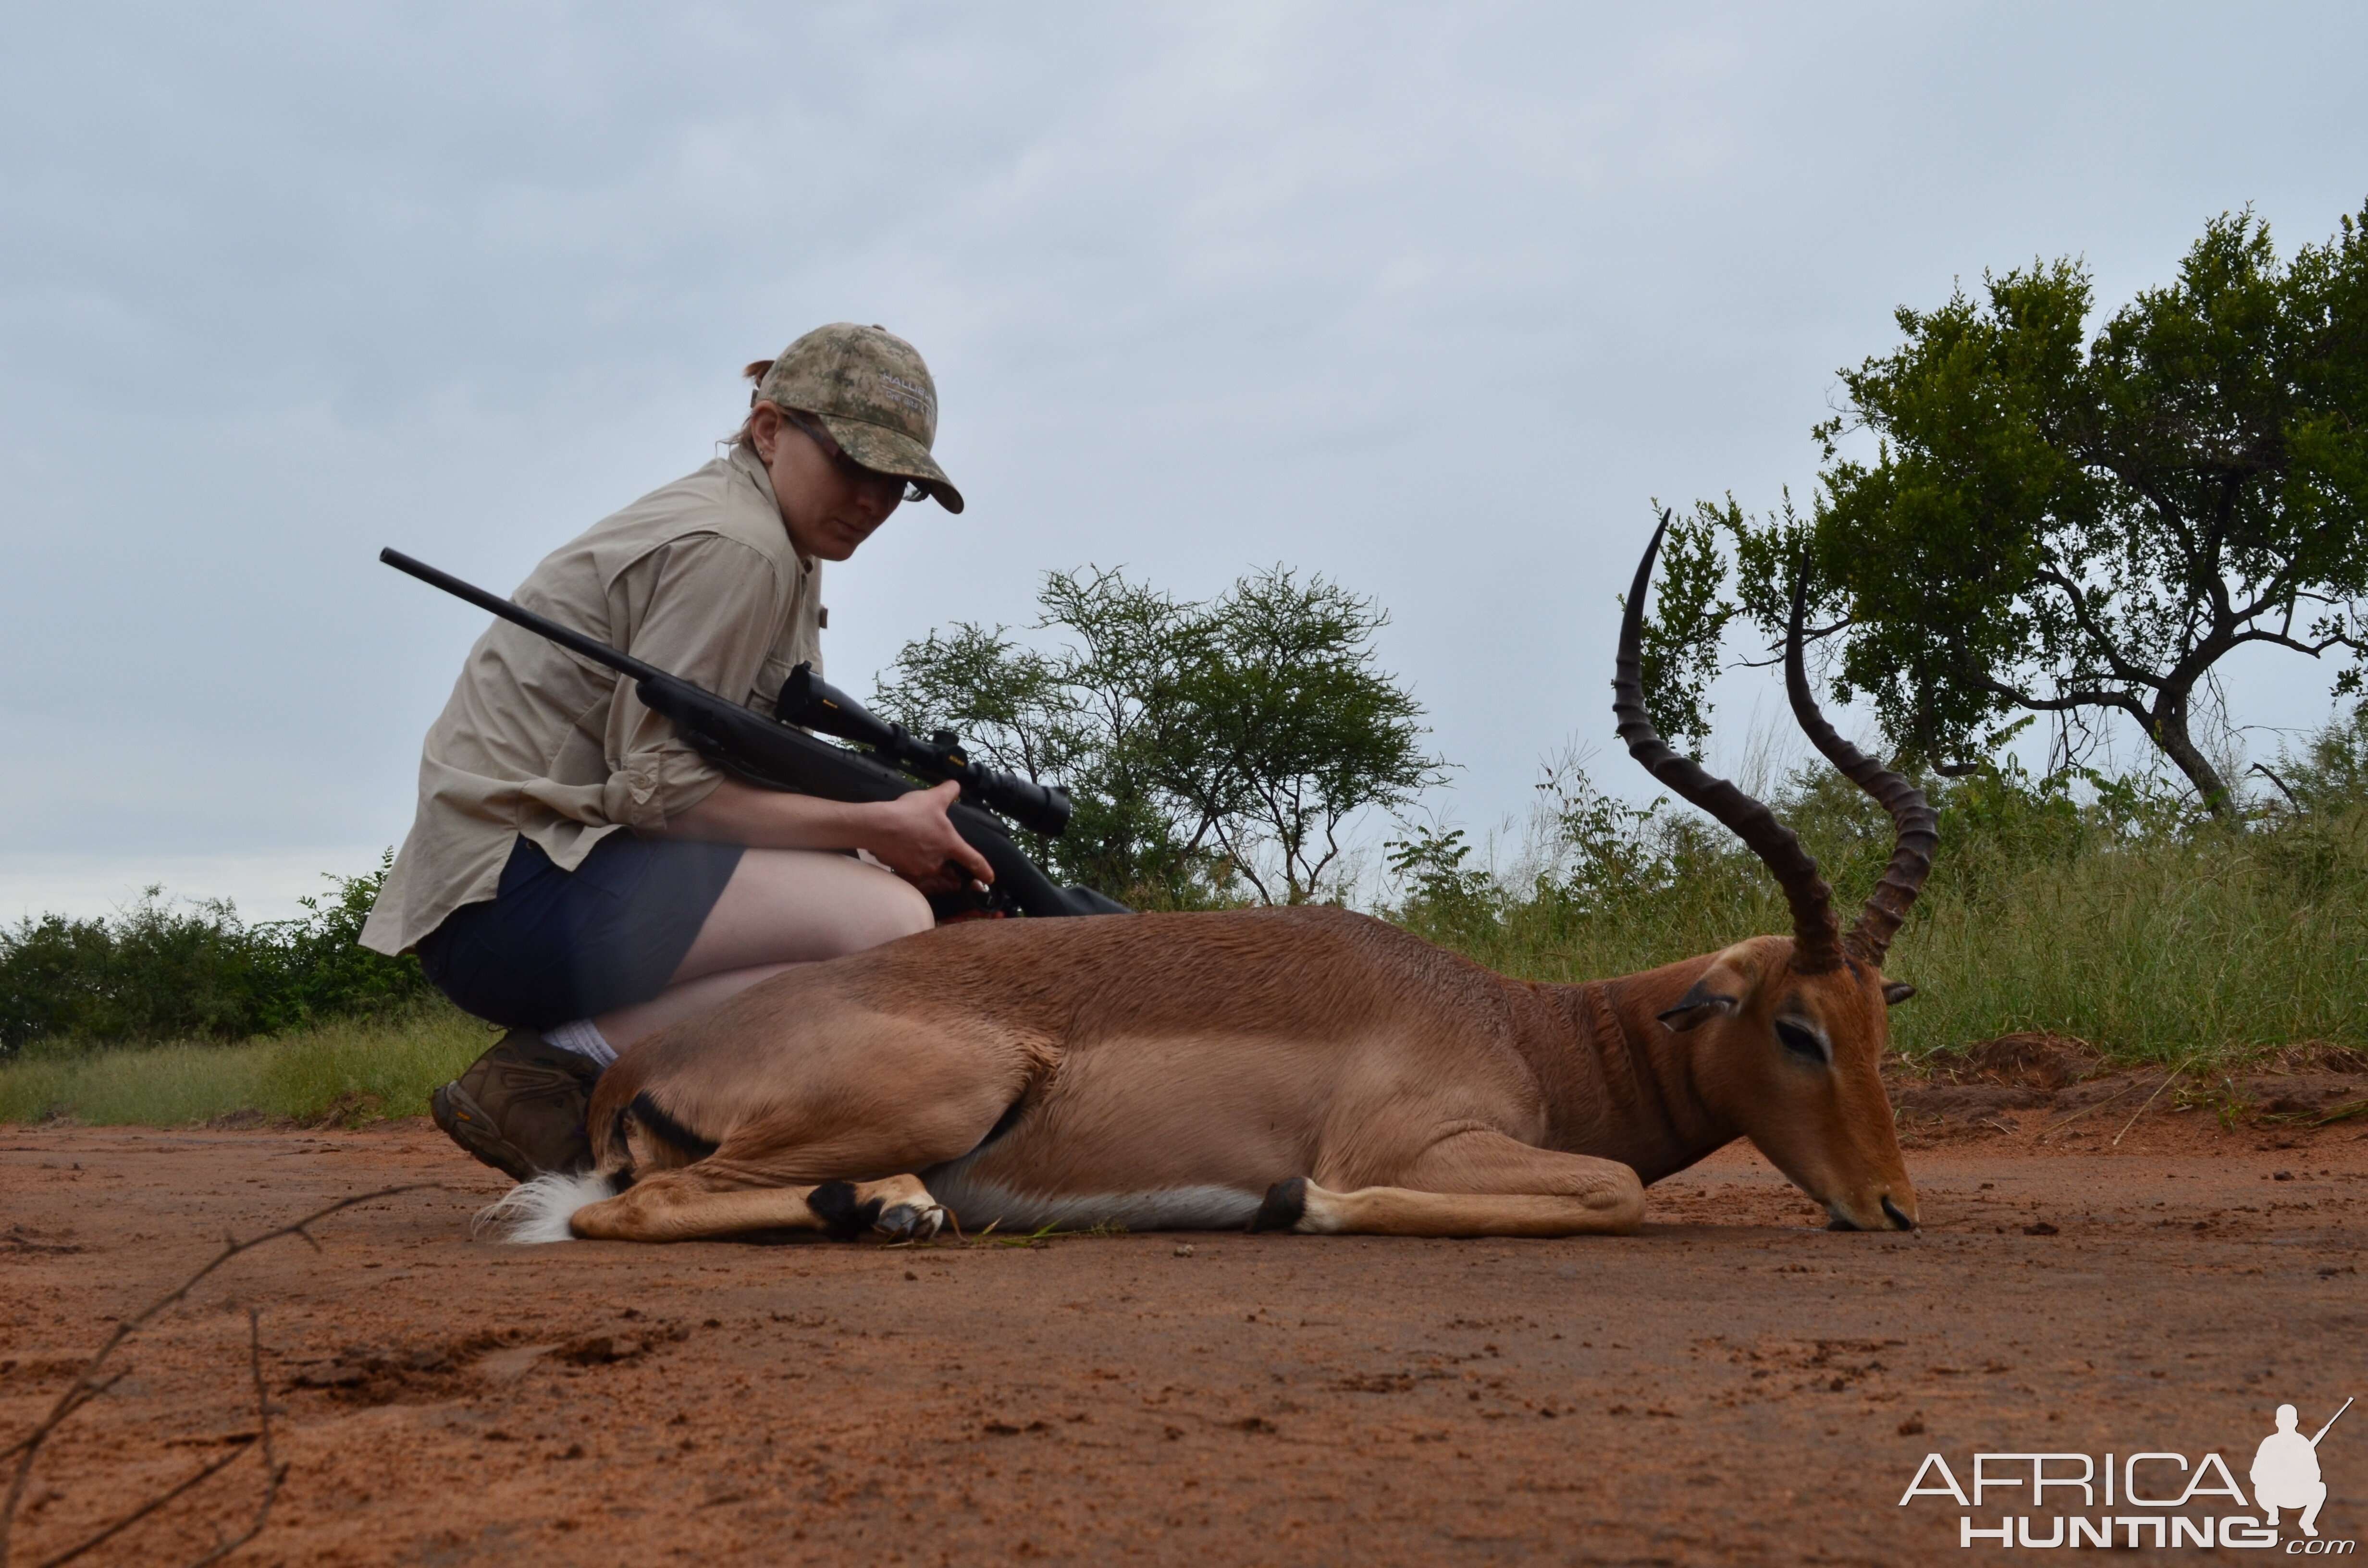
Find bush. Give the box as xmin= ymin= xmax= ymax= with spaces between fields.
xmin=1384 ymin=714 xmax=2368 ymax=1066
xmin=0 ymin=854 xmax=429 ymax=1058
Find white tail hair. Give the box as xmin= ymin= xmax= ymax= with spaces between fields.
xmin=472 ymin=1169 xmax=620 ymax=1245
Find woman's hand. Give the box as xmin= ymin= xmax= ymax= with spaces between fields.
xmin=654 ymin=777 xmax=994 ymax=893
xmin=852 ymin=781 xmax=996 ymax=891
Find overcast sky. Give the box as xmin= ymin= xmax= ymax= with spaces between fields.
xmin=3 ymin=2 xmax=2363 ymax=922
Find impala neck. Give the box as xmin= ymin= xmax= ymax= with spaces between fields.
xmin=1527 ymin=958 xmax=1738 ymax=1185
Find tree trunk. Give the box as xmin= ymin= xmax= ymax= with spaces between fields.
xmin=2145 ymin=685 xmax=2235 ymax=817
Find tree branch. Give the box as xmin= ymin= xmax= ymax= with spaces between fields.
xmin=1973 ymin=674 xmax=2151 ymax=723
xmin=180 ymin=1309 xmax=285 ymax=1568
xmin=1 ymin=1185 xmax=436 ymax=1568
xmin=2029 ymin=567 xmax=2157 ymax=686
xmin=2227 ymin=627 xmax=2354 ymax=658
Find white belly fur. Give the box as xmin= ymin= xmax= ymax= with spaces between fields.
xmin=923 ymin=1167 xmax=1262 ymax=1233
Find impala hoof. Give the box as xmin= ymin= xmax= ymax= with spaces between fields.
xmin=806 ymin=1180 xmax=883 ymax=1241
xmin=1249 ymin=1178 xmax=1307 ymax=1233
xmin=876 ymin=1201 xmax=948 ymax=1242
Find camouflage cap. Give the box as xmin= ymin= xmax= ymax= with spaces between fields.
xmin=754 ymin=323 xmax=963 ymax=514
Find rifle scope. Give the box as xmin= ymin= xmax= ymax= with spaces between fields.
xmin=777 ymin=663 xmax=1072 ymax=839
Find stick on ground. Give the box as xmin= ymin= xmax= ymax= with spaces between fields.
xmin=0 ymin=1184 xmax=438 ymax=1568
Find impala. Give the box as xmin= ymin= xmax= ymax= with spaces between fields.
xmin=490 ymin=523 xmax=1934 ymax=1245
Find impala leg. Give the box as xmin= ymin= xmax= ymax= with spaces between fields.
xmin=569 ymin=1168 xmax=946 ymax=1243
xmin=1254 ymin=1130 xmax=1644 ymax=1238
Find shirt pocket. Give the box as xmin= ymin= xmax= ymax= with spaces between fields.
xmin=749 ymin=650 xmax=808 ymax=718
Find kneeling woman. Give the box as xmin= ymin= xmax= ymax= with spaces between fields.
xmin=360 ymin=324 xmax=990 ymax=1181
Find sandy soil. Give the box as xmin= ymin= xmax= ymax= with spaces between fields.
xmin=4 ymin=1063 xmax=2365 ymax=1566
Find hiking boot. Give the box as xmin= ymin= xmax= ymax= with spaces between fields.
xmin=431 ymin=1029 xmax=599 ymax=1182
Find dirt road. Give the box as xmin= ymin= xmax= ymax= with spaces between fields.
xmin=4 ymin=1072 xmax=2365 ymax=1565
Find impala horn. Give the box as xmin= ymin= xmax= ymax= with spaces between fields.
xmin=1615 ymin=514 xmax=1845 ymax=975
xmin=1783 ymin=563 xmax=1937 ymax=967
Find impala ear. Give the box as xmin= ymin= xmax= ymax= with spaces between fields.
xmin=1882 ymin=981 xmax=1917 ymax=1006
xmin=1658 ymin=977 xmax=1741 ymax=1032
xmin=1659 ymin=948 xmax=1763 ymax=1032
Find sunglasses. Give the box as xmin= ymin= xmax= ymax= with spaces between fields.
xmin=783 ymin=410 xmax=930 ymax=505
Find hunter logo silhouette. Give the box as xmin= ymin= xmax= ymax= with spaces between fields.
xmin=2255 ymin=1397 xmax=2350 ymax=1539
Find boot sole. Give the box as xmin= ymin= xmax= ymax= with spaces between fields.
xmin=431 ymin=1080 xmax=539 ymax=1184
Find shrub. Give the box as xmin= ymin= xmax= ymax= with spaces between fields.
xmin=1385 ymin=712 xmax=2368 ymax=1065
xmin=0 ymin=855 xmax=428 ymax=1058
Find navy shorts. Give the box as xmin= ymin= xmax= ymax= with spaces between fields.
xmin=417 ymin=833 xmax=745 ymax=1028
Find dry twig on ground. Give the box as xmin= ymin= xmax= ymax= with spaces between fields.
xmin=0 ymin=1184 xmax=437 ymax=1568
xmin=2112 ymin=1056 xmax=2200 ymax=1147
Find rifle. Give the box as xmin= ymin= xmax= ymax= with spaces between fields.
xmin=2311 ymin=1396 xmax=2352 ymax=1446
xmin=379 ymin=548 xmax=1129 ymax=919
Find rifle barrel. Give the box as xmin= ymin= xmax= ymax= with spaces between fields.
xmin=2312 ymin=1395 xmax=2352 ymax=1446
xmin=380 ymin=548 xmax=665 ymax=686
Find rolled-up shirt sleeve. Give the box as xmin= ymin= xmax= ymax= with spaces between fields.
xmin=595 ymin=535 xmax=789 ymax=833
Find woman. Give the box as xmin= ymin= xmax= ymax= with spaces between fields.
xmin=360 ymin=323 xmax=990 ymax=1182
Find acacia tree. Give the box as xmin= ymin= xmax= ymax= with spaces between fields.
xmin=1654 ymin=203 xmax=2368 ymax=812
xmin=875 ymin=565 xmax=1442 ymax=906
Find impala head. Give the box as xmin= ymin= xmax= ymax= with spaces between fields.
xmin=1614 ymin=515 xmax=1937 ymax=1232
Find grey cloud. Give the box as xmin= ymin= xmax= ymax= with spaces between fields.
xmin=1 ymin=1 xmax=2361 ymax=917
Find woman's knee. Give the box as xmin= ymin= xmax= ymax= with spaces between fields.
xmin=848 ymin=872 xmax=934 ymax=947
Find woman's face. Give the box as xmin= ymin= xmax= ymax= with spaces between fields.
xmin=749 ymin=404 xmax=905 ymax=562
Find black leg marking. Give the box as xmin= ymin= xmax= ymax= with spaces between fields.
xmin=629 ymin=1091 xmax=720 ymax=1163
xmin=604 ymin=1108 xmax=639 ymax=1191
xmin=1249 ymin=1177 xmax=1307 ymax=1234
xmin=805 ymin=1180 xmax=886 ymax=1241
xmin=962 ymin=1095 xmax=1030 ymax=1158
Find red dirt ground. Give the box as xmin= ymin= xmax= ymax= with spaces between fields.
xmin=4 ymin=1065 xmax=2365 ymax=1566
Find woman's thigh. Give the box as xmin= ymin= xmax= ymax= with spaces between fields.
xmin=668 ymin=848 xmax=932 ymax=983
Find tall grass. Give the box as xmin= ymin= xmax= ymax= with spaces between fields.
xmin=1388 ymin=722 xmax=2368 ymax=1065
xmin=0 ymin=1000 xmax=491 ymax=1127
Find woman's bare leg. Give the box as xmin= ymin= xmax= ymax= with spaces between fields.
xmin=592 ymin=849 xmax=930 ymax=1047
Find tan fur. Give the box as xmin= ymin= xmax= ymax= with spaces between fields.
xmin=565 ymin=907 xmax=1915 ymax=1242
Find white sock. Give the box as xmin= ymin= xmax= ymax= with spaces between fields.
xmin=543 ymin=1017 xmax=616 ymax=1068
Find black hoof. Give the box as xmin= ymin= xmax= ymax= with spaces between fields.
xmin=1249 ymin=1177 xmax=1307 ymax=1234
xmin=806 ymin=1180 xmax=884 ymax=1241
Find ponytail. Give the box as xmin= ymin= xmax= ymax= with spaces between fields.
xmin=731 ymin=356 xmax=780 ymax=450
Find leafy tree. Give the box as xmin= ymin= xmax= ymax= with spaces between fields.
xmin=876 ymin=565 xmax=1443 ymax=906
xmin=1652 ymin=203 xmax=2368 ymax=813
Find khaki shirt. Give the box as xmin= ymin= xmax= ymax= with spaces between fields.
xmin=360 ymin=447 xmax=821 ymax=955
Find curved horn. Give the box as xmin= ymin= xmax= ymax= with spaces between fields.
xmin=1783 ymin=564 xmax=1937 ymax=967
xmin=1615 ymin=514 xmax=1844 ymax=975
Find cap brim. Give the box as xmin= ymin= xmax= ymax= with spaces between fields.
xmin=817 ymin=414 xmax=965 ymax=514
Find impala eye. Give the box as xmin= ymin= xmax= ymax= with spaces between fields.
xmin=1775 ymin=1020 xmax=1829 ymax=1064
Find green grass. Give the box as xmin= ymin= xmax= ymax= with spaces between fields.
xmin=1392 ymin=760 xmax=2368 ymax=1068
xmin=1875 ymin=830 xmax=2367 ymax=1062
xmin=0 ymin=1000 xmax=493 ymax=1127
xmin=1431 ymin=826 xmax=2368 ymax=1066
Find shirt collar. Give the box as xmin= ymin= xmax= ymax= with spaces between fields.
xmin=727 ymin=443 xmax=815 ymax=569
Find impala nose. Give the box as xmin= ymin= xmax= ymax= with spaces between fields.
xmin=1824 ymin=1190 xmax=1919 ymax=1232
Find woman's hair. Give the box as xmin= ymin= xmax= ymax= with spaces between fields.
xmin=728 ymin=358 xmax=778 ymax=452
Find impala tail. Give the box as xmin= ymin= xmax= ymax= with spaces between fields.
xmin=472 ymin=1090 xmax=712 ymax=1244
xmin=473 ymin=1168 xmax=625 ymax=1245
